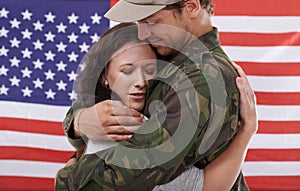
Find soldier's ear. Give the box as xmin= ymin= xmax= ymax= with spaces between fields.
xmin=184 ymin=0 xmax=200 ymax=19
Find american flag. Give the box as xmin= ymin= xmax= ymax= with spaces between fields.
xmin=211 ymin=0 xmax=300 ymax=190
xmin=0 ymin=0 xmax=299 ymax=190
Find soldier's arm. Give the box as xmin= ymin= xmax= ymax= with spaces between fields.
xmin=63 ymin=100 xmax=144 ymax=149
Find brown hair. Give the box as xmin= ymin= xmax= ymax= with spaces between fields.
xmin=165 ymin=0 xmax=214 ymax=15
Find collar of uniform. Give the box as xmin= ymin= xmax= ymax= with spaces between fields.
xmin=156 ymin=27 xmax=220 ymax=79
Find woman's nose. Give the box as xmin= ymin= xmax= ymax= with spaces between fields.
xmin=134 ymin=71 xmax=147 ymax=88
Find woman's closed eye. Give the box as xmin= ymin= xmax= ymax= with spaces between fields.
xmin=121 ymin=67 xmax=133 ymax=75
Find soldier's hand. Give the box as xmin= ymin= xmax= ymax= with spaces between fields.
xmin=74 ymin=100 xmax=145 ymax=141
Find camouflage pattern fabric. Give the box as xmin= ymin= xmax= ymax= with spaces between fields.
xmin=55 ymin=28 xmax=249 ymax=191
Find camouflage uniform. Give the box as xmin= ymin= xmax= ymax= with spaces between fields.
xmin=55 ymin=28 xmax=249 ymax=191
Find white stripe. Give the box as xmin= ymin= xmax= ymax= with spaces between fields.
xmin=0 ymin=160 xmax=65 ymax=178
xmin=1 ymin=160 xmax=299 ymax=178
xmin=0 ymin=130 xmax=74 ymax=151
xmin=0 ymin=101 xmax=69 ymax=122
xmin=111 ymin=17 xmax=300 ymax=33
xmin=258 ymin=105 xmax=300 ymax=121
xmin=212 ymin=16 xmax=300 ymax=33
xmin=249 ymin=76 xmax=300 ymax=92
xmin=243 ymin=161 xmax=300 ymax=176
xmin=249 ymin=134 xmax=300 ymax=149
xmin=223 ymin=46 xmax=300 ymax=63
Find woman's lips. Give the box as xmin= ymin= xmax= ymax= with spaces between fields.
xmin=129 ymin=93 xmax=146 ymax=100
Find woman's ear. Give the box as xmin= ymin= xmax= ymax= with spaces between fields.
xmin=184 ymin=0 xmax=200 ymax=19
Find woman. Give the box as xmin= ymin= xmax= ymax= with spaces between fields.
xmin=58 ymin=22 xmax=257 ymax=191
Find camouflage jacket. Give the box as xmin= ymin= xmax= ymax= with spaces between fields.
xmin=55 ymin=28 xmax=249 ymax=191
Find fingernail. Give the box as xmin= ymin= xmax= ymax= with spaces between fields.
xmin=128 ymin=135 xmax=133 ymax=139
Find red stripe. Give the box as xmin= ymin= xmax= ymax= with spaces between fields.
xmin=111 ymin=0 xmax=300 ymax=16
xmin=0 ymin=176 xmax=55 ymax=191
xmin=245 ymin=176 xmax=300 ymax=191
xmin=0 ymin=146 xmax=74 ymax=163
xmin=0 ymin=117 xmax=64 ymax=135
xmin=258 ymin=121 xmax=300 ymax=134
xmin=246 ymin=149 xmax=300 ymax=161
xmin=220 ymin=32 xmax=300 ymax=46
xmin=237 ymin=62 xmax=300 ymax=76
xmin=214 ymin=0 xmax=300 ymax=16
xmin=110 ymin=0 xmax=118 ymax=7
xmin=256 ymin=92 xmax=300 ymax=105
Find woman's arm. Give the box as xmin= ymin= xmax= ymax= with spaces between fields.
xmin=203 ymin=63 xmax=258 ymax=191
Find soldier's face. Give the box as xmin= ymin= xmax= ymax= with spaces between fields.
xmin=106 ymin=42 xmax=157 ymax=111
xmin=138 ymin=9 xmax=192 ymax=56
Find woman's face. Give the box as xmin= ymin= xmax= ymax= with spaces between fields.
xmin=106 ymin=42 xmax=157 ymax=111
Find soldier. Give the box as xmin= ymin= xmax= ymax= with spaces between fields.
xmin=56 ymin=0 xmax=257 ymax=190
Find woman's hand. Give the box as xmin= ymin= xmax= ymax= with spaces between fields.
xmin=233 ymin=62 xmax=258 ymax=135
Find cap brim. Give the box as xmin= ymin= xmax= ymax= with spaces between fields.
xmin=104 ymin=1 xmax=166 ymax=22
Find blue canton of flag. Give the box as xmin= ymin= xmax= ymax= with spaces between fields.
xmin=0 ymin=0 xmax=110 ymax=106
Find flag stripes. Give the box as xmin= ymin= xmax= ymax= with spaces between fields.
xmin=213 ymin=0 xmax=300 ymax=190
xmin=213 ymin=0 xmax=300 ymax=16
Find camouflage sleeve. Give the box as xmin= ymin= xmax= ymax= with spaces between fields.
xmin=55 ymin=53 xmax=242 ymax=190
xmin=62 ymin=101 xmax=85 ymax=149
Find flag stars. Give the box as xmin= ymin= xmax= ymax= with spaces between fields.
xmin=56 ymin=42 xmax=67 ymax=52
xmin=68 ymin=51 xmax=78 ymax=62
xmin=56 ymin=61 xmax=67 ymax=71
xmin=0 ymin=84 xmax=9 ymax=95
xmin=10 ymin=57 xmax=20 ymax=67
xmin=79 ymin=23 xmax=90 ymax=34
xmin=9 ymin=76 xmax=21 ymax=87
xmin=68 ymin=90 xmax=77 ymax=100
xmin=90 ymin=13 xmax=102 ymax=24
xmin=44 ymin=69 xmax=55 ymax=80
xmin=21 ymin=67 xmax=32 ymax=78
xmin=90 ymin=33 xmax=99 ymax=43
xmin=56 ymin=22 xmax=67 ymax=33
xmin=33 ymin=20 xmax=44 ymax=31
xmin=21 ymin=48 xmax=32 ymax=59
xmin=32 ymin=59 xmax=44 ymax=69
xmin=21 ymin=29 xmax=32 ymax=40
xmin=45 ymin=12 xmax=56 ymax=23
xmin=45 ymin=89 xmax=56 ymax=99
xmin=67 ymin=71 xmax=77 ymax=81
xmin=0 ymin=46 xmax=9 ymax=56
xmin=10 ymin=18 xmax=21 ymax=29
xmin=44 ymin=50 xmax=55 ymax=61
xmin=56 ymin=80 xmax=67 ymax=91
xmin=67 ymin=32 xmax=78 ymax=43
xmin=79 ymin=42 xmax=90 ymax=53
xmin=33 ymin=39 xmax=44 ymax=50
xmin=44 ymin=31 xmax=56 ymax=42
xmin=32 ymin=78 xmax=44 ymax=89
xmin=21 ymin=9 xmax=33 ymax=20
xmin=0 ymin=7 xmax=9 ymax=18
xmin=68 ymin=13 xmax=78 ymax=24
xmin=0 ymin=65 xmax=9 ymax=76
xmin=10 ymin=37 xmax=21 ymax=48
xmin=21 ymin=86 xmax=33 ymax=97
xmin=0 ymin=27 xmax=9 ymax=38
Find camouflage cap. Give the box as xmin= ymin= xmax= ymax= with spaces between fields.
xmin=104 ymin=0 xmax=182 ymax=22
